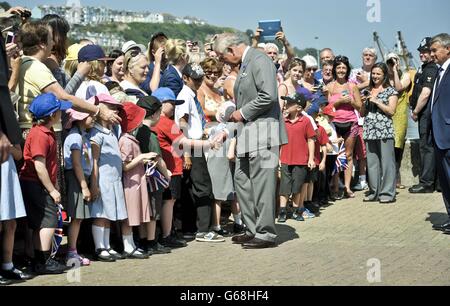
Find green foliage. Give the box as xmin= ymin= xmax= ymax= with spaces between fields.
xmin=0 ymin=1 xmax=11 ymax=11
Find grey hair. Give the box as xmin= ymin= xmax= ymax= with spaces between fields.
xmin=363 ymin=47 xmax=378 ymax=59
xmin=213 ymin=32 xmax=249 ymax=54
xmin=431 ymin=33 xmax=450 ymax=48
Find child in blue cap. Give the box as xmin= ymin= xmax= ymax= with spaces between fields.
xmin=19 ymin=93 xmax=72 ymax=275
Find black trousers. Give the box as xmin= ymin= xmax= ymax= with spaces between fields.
xmin=418 ymin=110 xmax=436 ymax=187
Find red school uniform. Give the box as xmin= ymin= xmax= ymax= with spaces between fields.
xmin=314 ymin=124 xmax=330 ymax=166
xmin=280 ymin=115 xmax=316 ymax=166
xmin=152 ymin=115 xmax=184 ymax=176
xmin=20 ymin=125 xmax=58 ymax=185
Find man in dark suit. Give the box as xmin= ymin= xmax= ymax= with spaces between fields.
xmin=214 ymin=33 xmax=288 ymax=249
xmin=428 ymin=33 xmax=450 ymax=234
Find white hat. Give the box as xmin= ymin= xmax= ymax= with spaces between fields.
xmin=302 ymin=54 xmax=318 ymax=68
xmin=122 ymin=40 xmax=147 ymax=54
xmin=386 ymin=52 xmax=400 ymax=61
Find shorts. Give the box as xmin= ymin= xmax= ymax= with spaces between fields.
xmin=163 ymin=175 xmax=182 ymax=200
xmin=354 ymin=126 xmax=367 ymax=160
xmin=21 ymin=180 xmax=58 ymax=230
xmin=279 ymin=164 xmax=308 ymax=196
xmin=150 ymin=190 xmax=163 ymax=220
xmin=334 ymin=121 xmax=359 ymax=139
xmin=306 ymin=167 xmax=319 ymax=183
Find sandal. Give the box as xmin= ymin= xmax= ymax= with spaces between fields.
xmin=344 ymin=189 xmax=355 ymax=199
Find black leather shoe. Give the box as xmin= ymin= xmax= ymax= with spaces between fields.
xmin=95 ymin=249 xmax=116 ymax=262
xmin=443 ymin=228 xmax=450 ymax=235
xmin=0 ymin=275 xmax=12 ymax=285
xmin=0 ymin=268 xmax=34 ymax=281
xmin=242 ymin=238 xmax=277 ymax=249
xmin=122 ymin=248 xmax=149 ymax=259
xmin=432 ymin=221 xmax=450 ymax=232
xmin=408 ymin=185 xmax=434 ymax=194
xmin=231 ymin=234 xmax=254 ymax=244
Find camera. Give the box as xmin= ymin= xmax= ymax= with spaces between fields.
xmin=387 ymin=58 xmax=395 ymax=66
xmin=5 ymin=31 xmax=15 ymax=44
xmin=362 ymin=89 xmax=370 ymax=97
xmin=21 ymin=10 xmax=32 ymax=18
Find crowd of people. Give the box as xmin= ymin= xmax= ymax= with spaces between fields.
xmin=0 ymin=6 xmax=449 ymax=285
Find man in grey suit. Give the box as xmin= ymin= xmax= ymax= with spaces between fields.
xmin=214 ymin=33 xmax=288 ymax=249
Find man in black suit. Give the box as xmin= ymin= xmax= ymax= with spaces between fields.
xmin=428 ymin=33 xmax=450 ymax=234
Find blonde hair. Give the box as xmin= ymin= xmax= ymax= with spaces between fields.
xmin=64 ymin=59 xmax=78 ymax=78
xmin=123 ymin=51 xmax=148 ymax=73
xmin=87 ymin=60 xmax=104 ymax=82
xmin=165 ymin=39 xmax=187 ymax=65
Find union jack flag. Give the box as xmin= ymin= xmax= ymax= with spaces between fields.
xmin=333 ymin=143 xmax=349 ymax=176
xmin=146 ymin=163 xmax=170 ymax=193
xmin=51 ymin=204 xmax=64 ymax=258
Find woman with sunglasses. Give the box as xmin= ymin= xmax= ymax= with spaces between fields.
xmin=301 ymin=55 xmax=321 ymax=93
xmin=328 ymin=55 xmax=362 ymax=199
xmin=120 ymin=50 xmax=150 ymax=103
xmin=197 ymin=57 xmax=225 ymax=121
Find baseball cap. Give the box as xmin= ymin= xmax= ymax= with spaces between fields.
xmin=96 ymin=93 xmax=123 ymax=107
xmin=137 ymin=96 xmax=162 ymax=117
xmin=182 ymin=63 xmax=205 ymax=80
xmin=122 ymin=40 xmax=147 ymax=54
xmin=151 ymin=88 xmax=185 ymax=105
xmin=296 ymin=87 xmax=314 ymax=101
xmin=66 ymin=43 xmax=83 ymax=61
xmin=306 ymin=102 xmax=320 ymax=116
xmin=312 ymin=94 xmax=328 ymax=107
xmin=418 ymin=37 xmax=432 ymax=52
xmin=120 ymin=102 xmax=146 ymax=133
xmin=281 ymin=93 xmax=307 ymax=108
xmin=65 ymin=95 xmax=97 ymax=129
xmin=29 ymin=93 xmax=72 ymax=120
xmin=78 ymin=45 xmax=113 ymax=62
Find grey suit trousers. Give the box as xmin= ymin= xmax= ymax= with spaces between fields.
xmin=234 ymin=147 xmax=279 ymax=242
xmin=366 ymin=139 xmax=397 ymax=201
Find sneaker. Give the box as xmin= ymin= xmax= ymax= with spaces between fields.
xmin=195 ymin=232 xmax=225 ymax=242
xmin=353 ymin=181 xmax=369 ymax=191
xmin=160 ymin=235 xmax=187 ymax=248
xmin=214 ymin=228 xmax=231 ymax=237
xmin=292 ymin=209 xmax=304 ymax=222
xmin=278 ymin=209 xmax=287 ymax=223
xmin=34 ymin=258 xmax=68 ymax=275
xmin=300 ymin=208 xmax=316 ymax=219
xmin=151 ymin=242 xmax=172 ymax=255
xmin=66 ymin=252 xmax=91 ymax=266
xmin=233 ymin=223 xmax=246 ymax=234
xmin=304 ymin=202 xmax=319 ymax=214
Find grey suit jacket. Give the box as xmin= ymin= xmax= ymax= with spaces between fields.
xmin=233 ymin=48 xmax=288 ymax=156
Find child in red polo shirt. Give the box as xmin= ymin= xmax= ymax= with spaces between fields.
xmin=302 ymin=103 xmax=329 ymax=215
xmin=278 ymin=93 xmax=316 ymax=223
xmin=20 ymin=93 xmax=72 ymax=275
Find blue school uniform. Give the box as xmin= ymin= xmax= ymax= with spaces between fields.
xmin=88 ymin=123 xmax=127 ymax=221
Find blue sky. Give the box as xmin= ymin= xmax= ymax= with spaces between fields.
xmin=11 ymin=0 xmax=450 ymax=67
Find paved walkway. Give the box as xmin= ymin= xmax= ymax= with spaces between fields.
xmin=17 ymin=190 xmax=450 ymax=286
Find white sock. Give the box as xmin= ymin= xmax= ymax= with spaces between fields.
xmin=2 ymin=262 xmax=14 ymax=271
xmin=233 ymin=213 xmax=243 ymax=226
xmin=92 ymin=225 xmax=105 ymax=251
xmin=122 ymin=234 xmax=138 ymax=254
xmin=104 ymin=227 xmax=115 ymax=253
xmin=359 ymin=175 xmax=367 ymax=183
xmin=212 ymin=225 xmax=221 ymax=231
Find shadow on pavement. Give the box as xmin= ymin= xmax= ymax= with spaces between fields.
xmin=276 ymin=224 xmax=300 ymax=245
xmin=426 ymin=212 xmax=449 ymax=227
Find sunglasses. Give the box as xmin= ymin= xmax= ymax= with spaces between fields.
xmin=334 ymin=56 xmax=349 ymax=63
xmin=124 ymin=50 xmax=144 ymax=70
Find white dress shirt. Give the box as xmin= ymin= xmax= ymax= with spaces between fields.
xmin=431 ymin=58 xmax=450 ymax=112
xmin=175 ymin=85 xmax=204 ymax=140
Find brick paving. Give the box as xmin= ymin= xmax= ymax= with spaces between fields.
xmin=16 ymin=190 xmax=450 ymax=286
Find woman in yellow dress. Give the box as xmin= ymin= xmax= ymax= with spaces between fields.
xmin=386 ymin=53 xmax=413 ymax=189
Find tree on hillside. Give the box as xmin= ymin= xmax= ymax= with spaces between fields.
xmin=0 ymin=1 xmax=11 ymax=11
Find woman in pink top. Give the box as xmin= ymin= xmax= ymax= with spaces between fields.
xmin=328 ymin=56 xmax=362 ymax=198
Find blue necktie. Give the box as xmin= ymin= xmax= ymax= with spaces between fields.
xmin=194 ymin=96 xmax=207 ymax=129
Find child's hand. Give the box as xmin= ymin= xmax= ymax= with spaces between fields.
xmin=50 ymin=190 xmax=61 ymax=204
xmin=319 ymin=162 xmax=326 ymax=172
xmin=90 ymin=185 xmax=100 ymax=201
xmin=308 ymin=159 xmax=316 ymax=170
xmin=142 ymin=152 xmax=159 ymax=163
xmin=82 ymin=187 xmax=91 ymax=202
